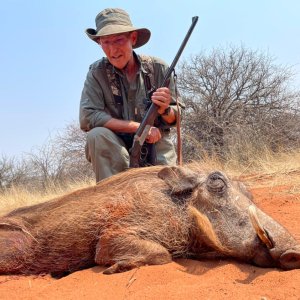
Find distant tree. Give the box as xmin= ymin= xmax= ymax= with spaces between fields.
xmin=26 ymin=138 xmax=68 ymax=189
xmin=0 ymin=155 xmax=29 ymax=189
xmin=25 ymin=122 xmax=93 ymax=190
xmin=177 ymin=45 xmax=300 ymax=161
xmin=0 ymin=122 xmax=93 ymax=193
xmin=56 ymin=122 xmax=93 ymax=180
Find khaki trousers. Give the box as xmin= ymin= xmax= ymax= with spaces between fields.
xmin=85 ymin=127 xmax=177 ymax=182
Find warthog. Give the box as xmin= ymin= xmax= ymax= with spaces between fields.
xmin=0 ymin=165 xmax=299 ymax=276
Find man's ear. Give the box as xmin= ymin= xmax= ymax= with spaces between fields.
xmin=130 ymin=31 xmax=138 ymax=46
xmin=158 ymin=166 xmax=201 ymax=195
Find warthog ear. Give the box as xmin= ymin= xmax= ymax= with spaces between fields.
xmin=158 ymin=166 xmax=201 ymax=195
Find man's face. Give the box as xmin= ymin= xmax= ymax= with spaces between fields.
xmin=98 ymin=32 xmax=137 ymax=69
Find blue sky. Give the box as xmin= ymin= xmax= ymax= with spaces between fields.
xmin=1 ymin=0 xmax=300 ymax=157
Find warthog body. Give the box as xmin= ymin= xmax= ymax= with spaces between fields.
xmin=0 ymin=165 xmax=299 ymax=275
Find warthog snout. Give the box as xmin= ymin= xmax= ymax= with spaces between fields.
xmin=279 ymin=246 xmax=300 ymax=270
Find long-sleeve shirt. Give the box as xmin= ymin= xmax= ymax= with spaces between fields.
xmin=79 ymin=52 xmax=183 ymax=132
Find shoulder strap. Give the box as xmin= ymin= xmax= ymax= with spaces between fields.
xmin=101 ymin=58 xmax=123 ymax=117
xmin=102 ymin=58 xmax=121 ymax=97
xmin=102 ymin=55 xmax=156 ymax=118
xmin=139 ymin=54 xmax=155 ymax=93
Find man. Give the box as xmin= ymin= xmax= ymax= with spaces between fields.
xmin=80 ymin=8 xmax=183 ymax=182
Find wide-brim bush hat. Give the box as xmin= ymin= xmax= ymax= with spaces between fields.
xmin=85 ymin=8 xmax=151 ymax=48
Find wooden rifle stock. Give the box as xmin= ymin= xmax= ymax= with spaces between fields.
xmin=129 ymin=16 xmax=199 ymax=168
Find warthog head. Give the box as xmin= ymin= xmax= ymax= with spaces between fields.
xmin=159 ymin=166 xmax=300 ymax=270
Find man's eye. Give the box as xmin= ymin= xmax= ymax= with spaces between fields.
xmin=116 ymin=38 xmax=124 ymax=44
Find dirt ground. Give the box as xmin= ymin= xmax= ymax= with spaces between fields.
xmin=0 ymin=176 xmax=300 ymax=300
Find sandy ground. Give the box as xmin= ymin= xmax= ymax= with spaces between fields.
xmin=0 ymin=178 xmax=300 ymax=300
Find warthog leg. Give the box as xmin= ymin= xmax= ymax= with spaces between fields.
xmin=95 ymin=232 xmax=172 ymax=274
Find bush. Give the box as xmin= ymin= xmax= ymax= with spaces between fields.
xmin=177 ymin=45 xmax=300 ymax=162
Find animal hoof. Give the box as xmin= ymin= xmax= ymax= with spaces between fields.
xmin=103 ymin=261 xmax=141 ymax=274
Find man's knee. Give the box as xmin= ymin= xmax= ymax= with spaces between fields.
xmin=85 ymin=127 xmax=129 ymax=181
xmin=85 ymin=127 xmax=118 ymax=162
xmin=86 ymin=127 xmax=115 ymax=143
xmin=85 ymin=127 xmax=127 ymax=158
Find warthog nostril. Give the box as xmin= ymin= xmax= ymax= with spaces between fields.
xmin=279 ymin=249 xmax=300 ymax=270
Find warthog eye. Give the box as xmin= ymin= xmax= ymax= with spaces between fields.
xmin=206 ymin=171 xmax=227 ymax=195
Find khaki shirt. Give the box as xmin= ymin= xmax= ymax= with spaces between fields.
xmin=79 ymin=52 xmax=183 ymax=132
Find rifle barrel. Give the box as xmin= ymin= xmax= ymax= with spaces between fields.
xmin=137 ymin=16 xmax=199 ymax=136
xmin=161 ymin=16 xmax=199 ymax=87
xmin=130 ymin=16 xmax=199 ymax=167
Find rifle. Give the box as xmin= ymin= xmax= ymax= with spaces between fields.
xmin=129 ymin=16 xmax=199 ymax=168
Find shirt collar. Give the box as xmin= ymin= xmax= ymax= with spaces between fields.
xmin=110 ymin=51 xmax=148 ymax=78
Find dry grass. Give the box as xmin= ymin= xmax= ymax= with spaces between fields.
xmin=0 ymin=178 xmax=95 ymax=216
xmin=185 ymin=140 xmax=300 ymax=188
xmin=224 ymin=149 xmax=300 ymax=189
xmin=1 ymin=148 xmax=300 ymax=216
xmin=183 ymin=145 xmax=300 ymax=193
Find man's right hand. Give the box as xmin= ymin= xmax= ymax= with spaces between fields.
xmin=146 ymin=126 xmax=161 ymax=144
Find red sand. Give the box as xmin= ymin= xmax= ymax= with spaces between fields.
xmin=1 ymin=184 xmax=300 ymax=300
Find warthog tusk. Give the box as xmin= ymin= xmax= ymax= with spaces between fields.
xmin=248 ymin=205 xmax=273 ymax=249
xmin=188 ymin=206 xmax=231 ymax=254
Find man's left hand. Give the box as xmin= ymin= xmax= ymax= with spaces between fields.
xmin=151 ymin=87 xmax=171 ymax=115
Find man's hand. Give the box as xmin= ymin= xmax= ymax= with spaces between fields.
xmin=151 ymin=87 xmax=171 ymax=115
xmin=151 ymin=87 xmax=176 ymax=124
xmin=146 ymin=126 xmax=161 ymax=144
